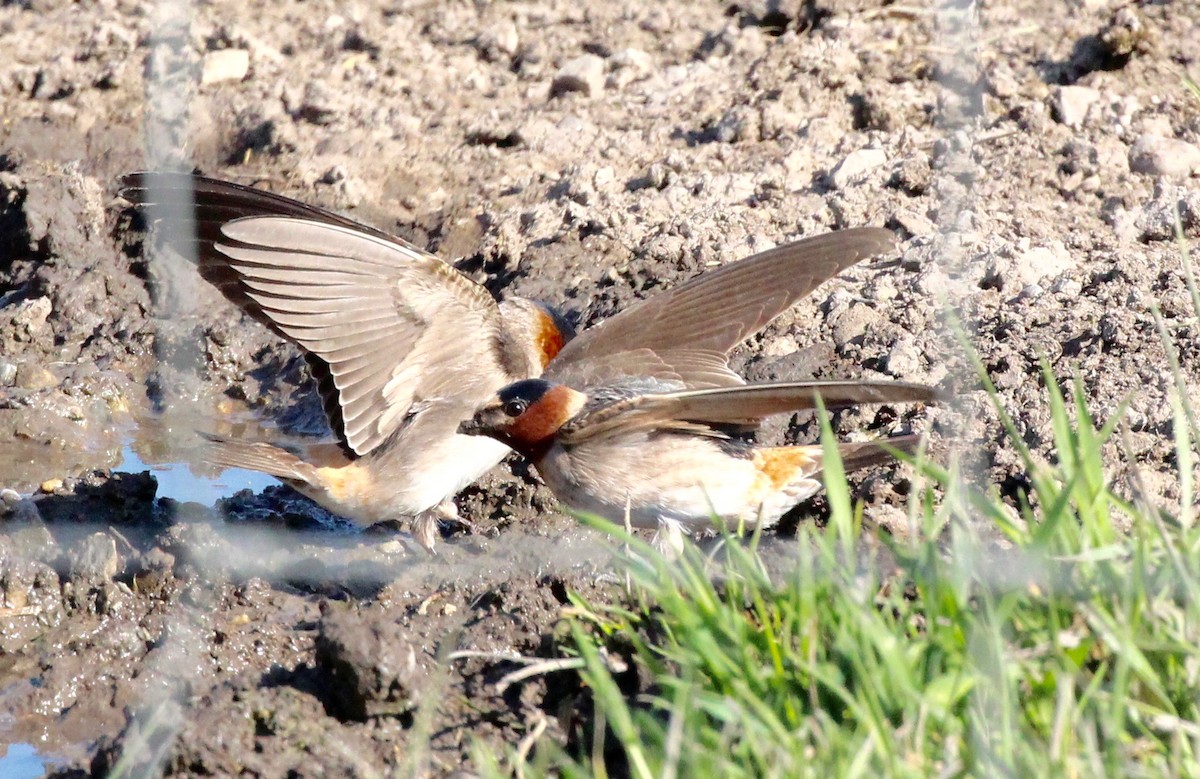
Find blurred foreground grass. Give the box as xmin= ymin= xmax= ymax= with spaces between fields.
xmin=478 ymin=229 xmax=1200 ymax=778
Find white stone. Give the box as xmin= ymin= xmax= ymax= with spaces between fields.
xmin=829 ymin=148 xmax=888 ymax=190
xmin=475 ymin=21 xmax=519 ymax=61
xmin=710 ymin=172 xmax=756 ymax=201
xmin=762 ymin=335 xmax=800 ymax=357
xmin=201 ymin=49 xmax=250 ymax=85
xmin=1012 ymin=240 xmax=1076 ymax=286
xmin=12 ymin=296 xmax=51 ymax=329
xmin=1053 ymin=85 xmax=1100 ymax=127
xmin=885 ymin=336 xmax=922 ymax=378
xmin=552 ymin=54 xmax=606 ymax=97
xmin=1129 ymin=134 xmax=1200 ymax=178
xmin=592 ymin=166 xmax=616 ymax=190
xmin=608 ymin=48 xmax=652 ymax=88
xmin=1052 ymin=277 xmax=1083 ymax=296
xmin=891 ymin=209 xmax=935 ymax=237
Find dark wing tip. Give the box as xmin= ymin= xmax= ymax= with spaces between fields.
xmin=881 ymin=381 xmax=940 ymax=405
xmin=836 ymin=433 xmax=924 ymax=473
xmin=805 ymin=226 xmax=898 ymax=268
xmin=805 ymin=380 xmax=939 ymax=411
xmin=118 ymin=170 xmax=191 ymax=200
xmin=117 ymin=171 xmax=151 ymax=203
xmin=848 ymin=225 xmax=899 ymax=249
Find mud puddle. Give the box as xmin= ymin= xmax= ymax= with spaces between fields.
xmin=116 ymin=437 xmax=278 ymax=506
xmin=0 ymin=743 xmax=53 ymax=779
xmin=2 ymin=415 xmax=285 ymax=508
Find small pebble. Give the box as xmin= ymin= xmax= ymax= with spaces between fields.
xmin=474 ymin=20 xmax=519 ymax=61
xmin=1129 ymin=134 xmax=1200 ymax=178
xmin=375 ymin=540 xmax=408 ymax=556
xmin=1053 ymin=278 xmax=1083 ymax=296
xmin=712 ymin=105 xmax=758 ymax=144
xmin=68 ymin=532 xmax=121 ymax=581
xmin=1052 ymin=85 xmax=1100 ymax=128
xmin=12 ymin=297 xmax=51 ymax=331
xmin=298 ymin=82 xmax=337 ymax=124
xmin=885 ymin=336 xmax=923 ymax=378
xmin=608 ymin=48 xmax=652 ymax=88
xmin=890 ymin=209 xmax=935 ymax=238
xmin=15 ymin=363 xmax=57 ymax=390
xmin=201 ymin=49 xmax=250 ymax=85
xmin=830 ymin=304 xmax=883 ymax=349
xmin=552 ymin=54 xmax=605 ymax=97
xmin=830 ymin=148 xmax=887 ymax=190
xmin=1010 ymin=241 xmax=1076 ymax=286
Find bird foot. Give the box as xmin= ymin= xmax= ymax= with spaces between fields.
xmin=409 ymin=501 xmax=477 ymax=554
xmin=410 ymin=511 xmax=441 ymax=555
xmin=650 ymin=518 xmax=687 ymax=560
xmin=435 ymin=499 xmax=479 ymax=535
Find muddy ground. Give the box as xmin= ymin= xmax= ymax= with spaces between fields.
xmin=1 ymin=0 xmax=1199 ymax=775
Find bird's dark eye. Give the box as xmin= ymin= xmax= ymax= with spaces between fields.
xmin=503 ymin=399 xmax=528 ymax=417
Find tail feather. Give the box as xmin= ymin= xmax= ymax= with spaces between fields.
xmin=197 ymin=431 xmax=313 ymax=482
xmin=833 ymin=434 xmax=923 ymax=473
xmin=754 ymin=434 xmax=922 ymax=493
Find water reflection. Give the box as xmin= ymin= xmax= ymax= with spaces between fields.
xmin=118 ymin=443 xmax=278 ymax=504
xmin=0 ymin=743 xmax=50 ymax=779
xmin=0 ymin=394 xmax=284 ymax=504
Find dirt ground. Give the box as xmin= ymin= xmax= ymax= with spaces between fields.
xmin=1 ymin=0 xmax=1198 ymax=775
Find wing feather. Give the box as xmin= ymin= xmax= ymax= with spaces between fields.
xmin=548 ymin=228 xmax=896 ymax=388
xmin=207 ymin=217 xmax=512 ymax=455
xmin=121 ymin=171 xmax=413 ymax=330
xmin=560 ymin=380 xmax=936 ymax=444
xmin=124 ymin=172 xmax=529 ymax=456
xmin=550 ymin=348 xmax=744 ymax=390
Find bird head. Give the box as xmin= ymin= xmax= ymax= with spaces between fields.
xmin=498 ymin=298 xmax=575 ymax=375
xmin=458 ymin=378 xmax=586 ymax=459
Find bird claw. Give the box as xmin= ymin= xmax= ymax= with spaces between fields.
xmin=410 ymin=512 xmax=441 ymax=554
xmin=409 ymin=500 xmax=477 ymax=554
xmin=650 ymin=518 xmax=687 ymax=560
xmin=436 ymin=500 xmax=480 ymax=535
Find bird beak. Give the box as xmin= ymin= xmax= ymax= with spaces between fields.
xmin=460 ymin=396 xmax=523 ymax=446
xmin=458 ymin=401 xmax=503 ymax=437
xmin=457 ymin=414 xmax=485 ymax=436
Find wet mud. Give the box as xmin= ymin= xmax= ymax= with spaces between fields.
xmin=2 ymin=0 xmax=1199 ymax=774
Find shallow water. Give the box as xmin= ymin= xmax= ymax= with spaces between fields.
xmin=0 ymin=743 xmax=50 ymax=779
xmin=1 ymin=404 xmax=284 ymax=505
xmin=117 ymin=442 xmax=279 ymax=505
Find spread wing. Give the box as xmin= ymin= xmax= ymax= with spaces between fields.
xmin=559 ymin=380 xmax=936 ymax=444
xmin=120 ymin=171 xmax=410 ymax=329
xmin=547 ymin=227 xmax=897 ymax=389
xmin=546 ymin=348 xmax=740 ymax=390
xmin=122 ymin=172 xmax=516 ymax=457
xmin=210 ymin=217 xmax=512 ymax=456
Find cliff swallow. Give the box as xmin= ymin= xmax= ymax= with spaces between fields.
xmin=121 ymin=172 xmax=573 ymax=549
xmin=459 ymin=377 xmax=933 ymax=548
xmin=123 ymin=172 xmax=899 ymax=548
xmin=455 ymin=223 xmax=931 ymax=545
